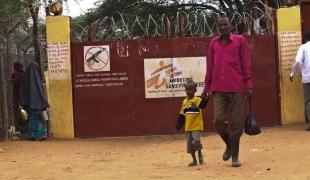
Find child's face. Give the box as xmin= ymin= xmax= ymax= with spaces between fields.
xmin=185 ymin=85 xmax=196 ymax=99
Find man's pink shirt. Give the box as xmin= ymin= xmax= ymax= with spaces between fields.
xmin=203 ymin=34 xmax=253 ymax=93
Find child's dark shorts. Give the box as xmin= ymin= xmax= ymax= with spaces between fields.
xmin=186 ymin=131 xmax=203 ymax=153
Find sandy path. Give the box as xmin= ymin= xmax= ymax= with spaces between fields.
xmin=1 ymin=123 xmax=310 ymax=180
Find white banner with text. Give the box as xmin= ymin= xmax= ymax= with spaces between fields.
xmin=144 ymin=57 xmax=206 ymax=98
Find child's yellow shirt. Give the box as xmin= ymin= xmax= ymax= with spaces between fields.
xmin=179 ymin=96 xmax=204 ymax=131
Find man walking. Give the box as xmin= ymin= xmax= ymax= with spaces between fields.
xmin=290 ymin=31 xmax=310 ymax=131
xmin=202 ymin=14 xmax=253 ymax=167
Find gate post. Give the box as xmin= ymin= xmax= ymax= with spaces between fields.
xmin=46 ymin=16 xmax=74 ymax=138
xmin=276 ymin=6 xmax=304 ymax=124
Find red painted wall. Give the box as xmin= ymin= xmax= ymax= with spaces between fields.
xmin=301 ymin=2 xmax=310 ymax=38
xmin=71 ymin=35 xmax=279 ymax=138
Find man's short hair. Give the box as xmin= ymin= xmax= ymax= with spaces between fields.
xmin=218 ymin=13 xmax=230 ymax=22
xmin=219 ymin=12 xmax=226 ymax=17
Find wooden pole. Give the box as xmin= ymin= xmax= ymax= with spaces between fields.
xmin=178 ymin=15 xmax=185 ymax=37
xmin=0 ymin=53 xmax=9 ymax=139
xmin=5 ymin=34 xmax=15 ymax=133
xmin=29 ymin=5 xmax=43 ymax=77
xmin=163 ymin=15 xmax=171 ymax=38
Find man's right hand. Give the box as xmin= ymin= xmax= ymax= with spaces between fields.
xmin=289 ymin=75 xmax=294 ymax=82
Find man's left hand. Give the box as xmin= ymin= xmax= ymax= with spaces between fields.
xmin=244 ymin=89 xmax=253 ymax=98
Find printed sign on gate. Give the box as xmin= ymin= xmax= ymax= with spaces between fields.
xmin=144 ymin=57 xmax=206 ymax=98
xmin=84 ymin=45 xmax=110 ymax=72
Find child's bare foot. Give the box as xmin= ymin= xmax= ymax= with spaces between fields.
xmin=188 ymin=161 xmax=197 ymax=166
xmin=199 ymin=157 xmax=204 ymax=164
xmin=198 ymin=151 xmax=204 ymax=164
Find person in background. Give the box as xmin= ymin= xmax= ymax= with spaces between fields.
xmin=176 ymin=80 xmax=208 ymax=166
xmin=290 ymin=31 xmax=310 ymax=131
xmin=10 ymin=62 xmax=25 ymax=133
xmin=201 ymin=14 xmax=253 ymax=167
xmin=20 ymin=62 xmax=49 ymax=140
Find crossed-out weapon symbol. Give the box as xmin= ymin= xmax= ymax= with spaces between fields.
xmin=84 ymin=46 xmax=109 ymax=71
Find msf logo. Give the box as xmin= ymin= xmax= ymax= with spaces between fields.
xmin=146 ymin=60 xmax=187 ymax=89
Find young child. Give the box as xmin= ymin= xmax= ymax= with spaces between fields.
xmin=176 ymin=80 xmax=208 ymax=166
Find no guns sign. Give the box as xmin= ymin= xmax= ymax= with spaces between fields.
xmin=84 ymin=45 xmax=110 ymax=72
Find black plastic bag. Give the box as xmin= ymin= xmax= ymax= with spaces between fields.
xmin=244 ymin=113 xmax=261 ymax=135
xmin=244 ymin=97 xmax=261 ymax=135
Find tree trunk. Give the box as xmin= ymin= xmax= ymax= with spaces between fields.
xmin=5 ymin=34 xmax=15 ymax=131
xmin=0 ymin=53 xmax=9 ymax=139
xmin=29 ymin=5 xmax=42 ymax=75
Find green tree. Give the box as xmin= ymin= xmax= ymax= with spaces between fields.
xmin=0 ymin=0 xmax=30 ymax=139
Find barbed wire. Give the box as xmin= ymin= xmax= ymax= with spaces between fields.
xmin=71 ymin=3 xmax=275 ymax=42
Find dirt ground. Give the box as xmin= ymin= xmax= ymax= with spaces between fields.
xmin=1 ymin=123 xmax=310 ymax=180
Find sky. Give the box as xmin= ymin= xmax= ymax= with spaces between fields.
xmin=62 ymin=0 xmax=98 ymax=17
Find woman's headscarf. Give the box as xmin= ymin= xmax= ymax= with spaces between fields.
xmin=20 ymin=63 xmax=49 ymax=110
xmin=11 ymin=62 xmax=24 ymax=81
xmin=11 ymin=62 xmax=24 ymax=105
